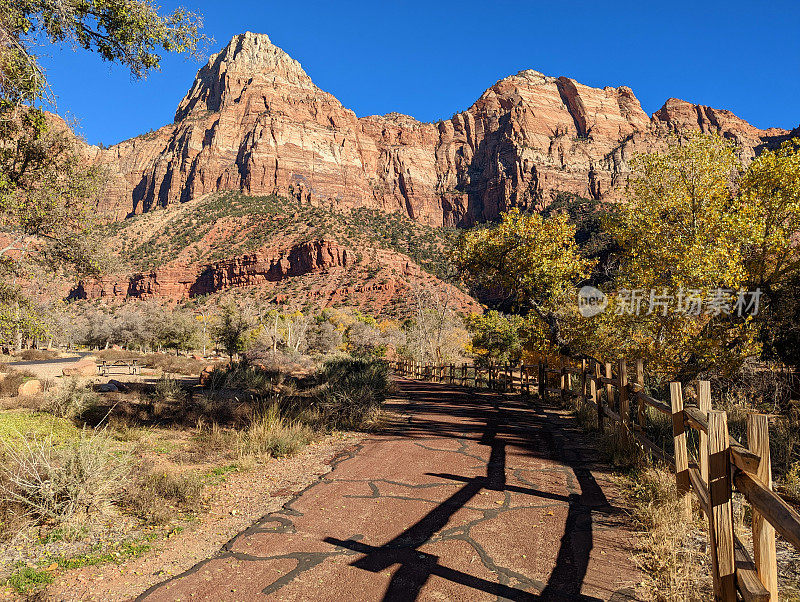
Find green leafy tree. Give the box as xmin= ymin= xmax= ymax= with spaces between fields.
xmin=157 ymin=310 xmax=199 ymax=354
xmin=466 ymin=311 xmax=526 ymax=366
xmin=212 ymin=302 xmax=255 ymax=359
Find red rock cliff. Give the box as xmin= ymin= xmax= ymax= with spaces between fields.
xmin=88 ymin=32 xmax=793 ymax=226
xmin=71 ymin=240 xmax=350 ymax=300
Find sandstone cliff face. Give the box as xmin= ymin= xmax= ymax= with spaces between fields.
xmin=71 ymin=239 xmax=480 ymax=315
xmin=72 ymin=240 xmax=351 ymax=300
xmin=90 ymin=32 xmax=793 ymax=226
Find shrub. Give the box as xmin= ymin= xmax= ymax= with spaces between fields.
xmin=771 ymin=414 xmax=800 ymax=482
xmin=44 ymin=379 xmax=100 ymax=419
xmin=245 ymin=347 xmax=313 ymax=375
xmin=0 ymin=430 xmax=129 ymax=526
xmin=0 ymin=369 xmax=35 ymax=397
xmin=141 ymin=354 xmax=204 ymax=376
xmin=785 ymin=462 xmax=800 ymax=501
xmin=236 ymin=403 xmax=312 ymax=458
xmin=152 ymin=376 xmax=187 ymax=407
xmin=205 ymin=360 xmax=283 ymax=396
xmin=316 ymin=357 xmax=390 ymax=429
xmin=94 ymin=349 xmax=136 ymax=362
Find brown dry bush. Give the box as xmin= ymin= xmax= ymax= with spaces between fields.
xmin=141 ymin=354 xmax=205 ymax=376
xmin=123 ymin=466 xmax=203 ymax=525
xmin=43 ymin=379 xmax=100 ymax=419
xmin=0 ymin=430 xmax=129 ymax=530
xmin=16 ymin=349 xmax=61 ymax=361
xmin=0 ymin=369 xmax=35 ymax=397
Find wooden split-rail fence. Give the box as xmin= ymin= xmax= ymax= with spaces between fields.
xmin=392 ymin=358 xmax=800 ymax=602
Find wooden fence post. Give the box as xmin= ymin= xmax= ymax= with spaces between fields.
xmin=699 ymin=381 xmax=712 ymax=485
xmin=604 ymin=362 xmax=613 ymax=415
xmin=747 ymin=412 xmax=778 ymax=601
xmin=636 ymin=359 xmax=646 ymax=430
xmin=670 ymin=382 xmax=692 ymax=519
xmin=580 ymin=359 xmax=587 ymax=406
xmin=708 ymin=410 xmax=736 ymax=601
xmin=593 ymin=361 xmax=603 ymax=431
xmin=539 ymin=361 xmax=546 ymax=401
xmin=619 ymin=359 xmax=629 ymax=437
xmin=560 ymin=357 xmax=568 ymax=405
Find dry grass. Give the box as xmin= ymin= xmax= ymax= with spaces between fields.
xmin=123 ymin=466 xmax=203 ymax=525
xmin=234 ymin=404 xmax=313 ymax=459
xmin=565 ymin=393 xmax=599 ymax=432
xmin=624 ymin=464 xmax=712 ymax=601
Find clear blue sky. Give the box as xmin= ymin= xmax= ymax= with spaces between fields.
xmin=38 ymin=0 xmax=799 ymax=146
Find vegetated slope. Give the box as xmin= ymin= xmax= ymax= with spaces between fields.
xmin=74 ymin=192 xmax=478 ymax=316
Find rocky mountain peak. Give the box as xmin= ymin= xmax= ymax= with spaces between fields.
xmin=174 ymin=32 xmax=316 ymax=121
xmin=91 ymin=32 xmax=790 ymax=225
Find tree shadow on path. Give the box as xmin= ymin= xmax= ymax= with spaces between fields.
xmin=326 ymin=379 xmax=634 ymax=601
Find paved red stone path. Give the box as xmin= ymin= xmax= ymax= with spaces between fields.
xmin=138 ymin=379 xmax=643 ymax=601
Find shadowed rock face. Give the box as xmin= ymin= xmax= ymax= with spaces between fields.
xmin=88 ymin=32 xmax=792 ymax=227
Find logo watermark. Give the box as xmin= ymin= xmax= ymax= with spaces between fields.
xmin=577 ymin=286 xmax=608 ymax=317
xmin=576 ymin=287 xmax=762 ymax=317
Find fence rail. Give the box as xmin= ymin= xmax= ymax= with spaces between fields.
xmin=391 ymin=357 xmax=800 ymax=602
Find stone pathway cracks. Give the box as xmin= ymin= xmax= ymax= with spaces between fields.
xmin=138 ymin=379 xmax=643 ymax=601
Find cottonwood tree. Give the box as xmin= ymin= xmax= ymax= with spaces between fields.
xmin=455 ymin=207 xmax=592 ymax=353
xmin=213 ymin=302 xmax=256 ymax=359
xmin=739 ymin=138 xmax=800 ymax=370
xmin=0 ymin=0 xmax=206 ymax=348
xmin=404 ymin=282 xmax=468 ymax=364
xmin=466 ymin=310 xmax=526 ymax=366
xmin=457 ymin=133 xmax=800 ymax=381
xmin=601 ymin=134 xmax=800 ymax=380
xmin=596 ymin=134 xmax=757 ymax=379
